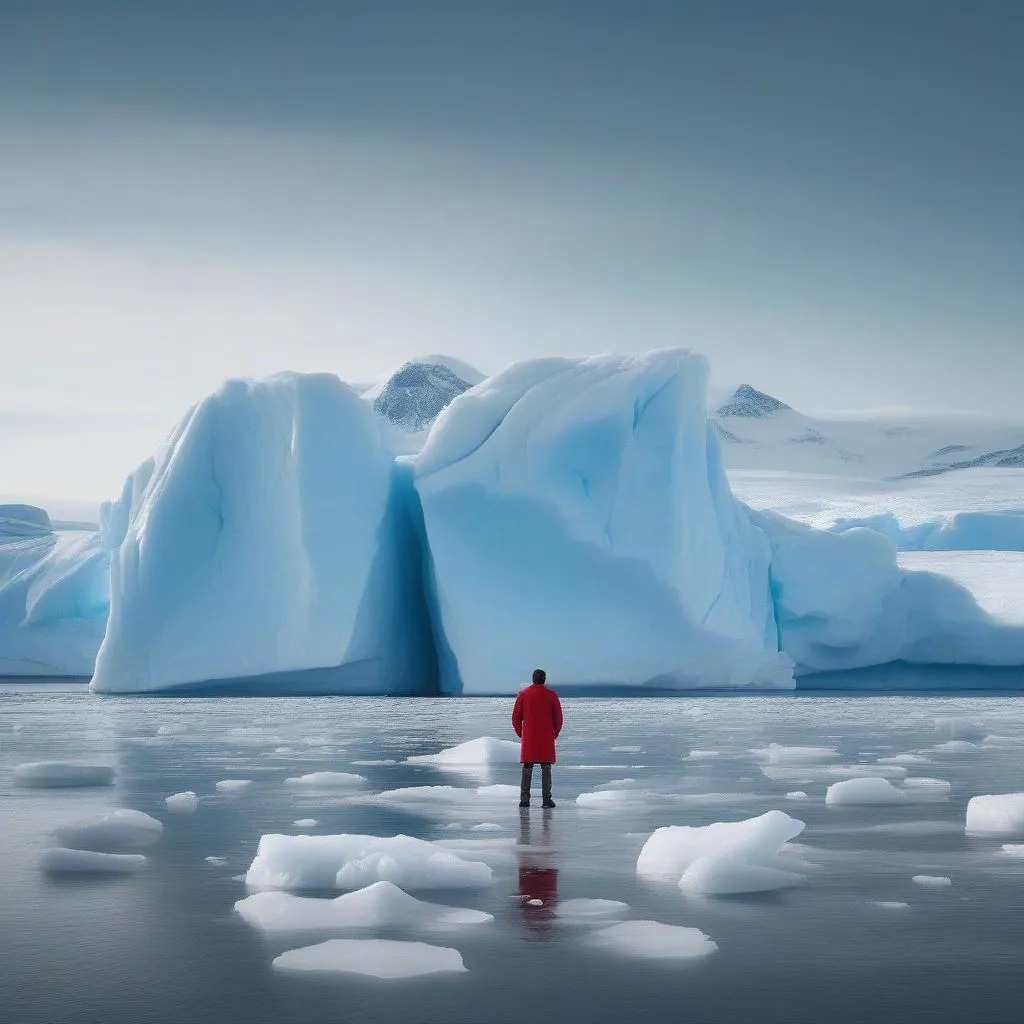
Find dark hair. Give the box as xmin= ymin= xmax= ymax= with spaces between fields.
xmin=532 ymin=668 xmax=547 ymax=685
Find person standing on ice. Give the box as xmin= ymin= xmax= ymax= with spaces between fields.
xmin=513 ymin=669 xmax=563 ymax=808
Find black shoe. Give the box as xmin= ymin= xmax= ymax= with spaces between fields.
xmin=519 ymin=801 xmax=530 ymax=808
xmin=542 ymin=800 xmax=556 ymax=808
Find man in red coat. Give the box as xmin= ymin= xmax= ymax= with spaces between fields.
xmin=512 ymin=668 xmax=563 ymax=808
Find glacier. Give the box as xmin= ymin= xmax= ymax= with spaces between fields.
xmin=37 ymin=347 xmax=1020 ymax=695
xmin=90 ymin=373 xmax=437 ymax=694
xmin=413 ymin=351 xmax=793 ymax=693
xmin=0 ymin=504 xmax=108 ymax=675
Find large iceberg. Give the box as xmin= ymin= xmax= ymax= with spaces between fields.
xmin=413 ymin=350 xmax=793 ymax=693
xmin=91 ymin=373 xmax=437 ymax=694
xmin=0 ymin=505 xmax=108 ymax=676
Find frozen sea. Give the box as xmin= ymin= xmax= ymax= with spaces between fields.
xmin=5 ymin=683 xmax=1024 ymax=1024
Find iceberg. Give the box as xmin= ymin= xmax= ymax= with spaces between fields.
xmin=965 ymin=793 xmax=1024 ymax=835
xmin=413 ymin=351 xmax=793 ymax=693
xmin=0 ymin=505 xmax=108 ymax=676
xmin=55 ymin=809 xmax=164 ymax=852
xmin=825 ymin=777 xmax=907 ymax=806
xmin=90 ymin=373 xmax=438 ymax=694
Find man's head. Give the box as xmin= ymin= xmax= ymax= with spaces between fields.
xmin=532 ymin=669 xmax=547 ymax=685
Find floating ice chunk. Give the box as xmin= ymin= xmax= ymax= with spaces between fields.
xmin=751 ymin=744 xmax=837 ymax=765
xmin=825 ymin=778 xmax=906 ymax=806
xmin=14 ymin=762 xmax=115 ymax=788
xmin=611 ymin=746 xmax=642 ymax=754
xmin=245 ymin=833 xmax=493 ymax=890
xmin=56 ymin=809 xmax=164 ymax=852
xmin=527 ymin=898 xmax=543 ymax=906
xmin=156 ymin=724 xmax=186 ymax=736
xmin=469 ymin=823 xmax=502 ymax=833
xmin=586 ymin=920 xmax=717 ymax=959
xmin=293 ymin=819 xmax=319 ymax=828
xmin=982 ymin=735 xmax=1024 ymax=748
xmin=878 ymin=754 xmax=930 ymax=765
xmin=236 ymin=880 xmax=493 ymax=932
xmin=965 ymin=793 xmax=1024 ymax=835
xmin=932 ymin=741 xmax=979 ymax=753
xmin=686 ymin=750 xmax=720 ymax=760
xmin=555 ymin=898 xmax=629 ymax=920
xmin=216 ymin=779 xmax=253 ymax=793
xmin=165 ymin=791 xmax=198 ymax=812
xmin=374 ymin=785 xmax=519 ymax=806
xmin=40 ymin=848 xmax=147 ymax=874
xmin=637 ymin=810 xmax=806 ymax=895
xmin=902 ymin=778 xmax=951 ymax=796
xmin=205 ymin=856 xmax=228 ymax=865
xmin=406 ymin=737 xmax=520 ymax=767
xmin=1001 ymin=844 xmax=1024 ymax=857
xmin=351 ymin=760 xmax=398 ymax=766
xmin=825 ymin=764 xmax=908 ymax=780
xmin=785 ymin=791 xmax=809 ymax=801
xmin=912 ymin=875 xmax=951 ymax=888
xmin=577 ymin=788 xmax=650 ymax=809
xmin=873 ymin=901 xmax=910 ymax=910
xmin=601 ymin=778 xmax=638 ymax=789
xmin=272 ymin=938 xmax=467 ymax=978
xmin=284 ymin=772 xmax=366 ymax=789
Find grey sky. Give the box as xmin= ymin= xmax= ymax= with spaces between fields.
xmin=1 ymin=1 xmax=1022 ymax=502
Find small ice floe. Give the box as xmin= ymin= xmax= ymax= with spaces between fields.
xmin=527 ymin=899 xmax=543 ymax=907
xmin=351 ymin=760 xmax=398 ymax=767
xmin=785 ymin=791 xmax=810 ymax=801
xmin=1001 ymin=844 xmax=1024 ymax=857
xmin=965 ymin=793 xmax=1024 ymax=835
xmin=982 ymin=735 xmax=1024 ymax=748
xmin=686 ymin=750 xmax=720 ymax=760
xmin=293 ymin=819 xmax=319 ymax=828
xmin=373 ymin=785 xmax=519 ymax=808
xmin=215 ymin=779 xmax=253 ymax=793
xmin=56 ymin=809 xmax=163 ymax=852
xmin=877 ymin=754 xmax=930 ymax=766
xmin=901 ymin=778 xmax=951 ymax=797
xmin=13 ymin=762 xmax=115 ymax=788
xmin=826 ymin=764 xmax=907 ymax=780
xmin=912 ymin=875 xmax=951 ymax=888
xmin=41 ymin=848 xmax=147 ymax=875
xmin=245 ymin=833 xmax=493 ymax=890
xmin=637 ymin=810 xmax=807 ymax=896
xmin=205 ymin=856 xmax=228 ymax=866
xmin=156 ymin=724 xmax=187 ymax=736
xmin=576 ymin=788 xmax=643 ymax=809
xmin=825 ymin=778 xmax=906 ymax=806
xmin=931 ymin=741 xmax=980 ymax=754
xmin=235 ymin=880 xmax=493 ymax=932
xmin=469 ymin=823 xmax=502 ymax=833
xmin=284 ymin=772 xmax=366 ymax=789
xmin=751 ymin=744 xmax=837 ymax=765
xmin=406 ymin=737 xmax=519 ymax=767
xmin=872 ymin=901 xmax=910 ymax=910
xmin=586 ymin=920 xmax=717 ymax=959
xmin=272 ymin=939 xmax=467 ymax=978
xmin=601 ymin=778 xmax=638 ymax=789
xmin=611 ymin=746 xmax=642 ymax=754
xmin=165 ymin=791 xmax=198 ymax=812
xmin=555 ymin=898 xmax=629 ymax=921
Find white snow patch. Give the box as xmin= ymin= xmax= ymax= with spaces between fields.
xmin=825 ymin=778 xmax=907 ymax=806
xmin=40 ymin=848 xmax=147 ymax=874
xmin=966 ymin=793 xmax=1024 ymax=835
xmin=284 ymin=772 xmax=366 ymax=789
xmin=236 ymin=880 xmax=493 ymax=932
xmin=406 ymin=737 xmax=520 ymax=767
xmin=216 ymin=779 xmax=253 ymax=793
xmin=55 ymin=809 xmax=164 ymax=852
xmin=272 ymin=938 xmax=467 ymax=978
xmin=14 ymin=762 xmax=115 ymax=788
xmin=165 ymin=791 xmax=199 ymax=812
xmin=912 ymin=875 xmax=952 ymax=888
xmin=245 ymin=833 xmax=493 ymax=891
xmin=637 ymin=810 xmax=807 ymax=895
xmin=586 ymin=920 xmax=717 ymax=960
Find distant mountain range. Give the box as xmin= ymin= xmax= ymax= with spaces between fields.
xmin=713 ymin=385 xmax=1024 ymax=479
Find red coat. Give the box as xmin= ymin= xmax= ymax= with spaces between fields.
xmin=512 ymin=683 xmax=563 ymax=763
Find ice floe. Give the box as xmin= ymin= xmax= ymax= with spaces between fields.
xmin=586 ymin=920 xmax=717 ymax=959
xmin=40 ymin=848 xmax=147 ymax=874
xmin=13 ymin=762 xmax=115 ymax=788
xmin=272 ymin=938 xmax=467 ymax=978
xmin=165 ymin=791 xmax=198 ymax=812
xmin=965 ymin=793 xmax=1024 ymax=835
xmin=825 ymin=778 xmax=906 ymax=806
xmin=55 ymin=809 xmax=164 ymax=851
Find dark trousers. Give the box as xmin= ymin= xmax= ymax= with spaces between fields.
xmin=520 ymin=762 xmax=552 ymax=803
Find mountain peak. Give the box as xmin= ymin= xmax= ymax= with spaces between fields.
xmin=373 ymin=360 xmax=474 ymax=432
xmin=716 ymin=385 xmax=792 ymax=419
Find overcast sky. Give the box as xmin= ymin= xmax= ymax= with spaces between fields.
xmin=2 ymin=0 xmax=1022 ymax=506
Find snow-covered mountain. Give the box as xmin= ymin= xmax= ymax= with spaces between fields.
xmin=369 ymin=356 xmax=485 ymax=434
xmin=713 ymin=385 xmax=1024 ymax=479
